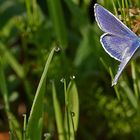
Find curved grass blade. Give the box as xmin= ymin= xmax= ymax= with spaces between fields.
xmin=26 ymin=48 xmax=56 ymax=140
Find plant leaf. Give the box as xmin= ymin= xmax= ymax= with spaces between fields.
xmin=67 ymin=81 xmax=79 ymax=132
xmin=26 ymin=48 xmax=55 ymax=140
xmin=47 ymin=0 xmax=68 ymax=47
xmin=52 ymin=82 xmax=65 ymax=140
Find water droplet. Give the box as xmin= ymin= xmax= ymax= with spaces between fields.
xmin=22 ymin=114 xmax=26 ymax=117
xmin=55 ymin=47 xmax=61 ymax=52
xmin=70 ymin=75 xmax=75 ymax=80
xmin=44 ymin=133 xmax=51 ymax=139
xmin=71 ymin=111 xmax=75 ymax=117
xmin=60 ymin=78 xmax=65 ymax=83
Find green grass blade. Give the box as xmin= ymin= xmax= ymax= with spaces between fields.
xmin=26 ymin=48 xmax=56 ymax=140
xmin=9 ymin=112 xmax=22 ymax=140
xmin=109 ymin=68 xmax=121 ymax=100
xmin=122 ymin=0 xmax=127 ymax=24
xmin=23 ymin=114 xmax=27 ymax=140
xmin=0 ymin=58 xmax=10 ymax=112
xmin=125 ymin=0 xmax=131 ymax=27
xmin=117 ymin=0 xmax=123 ymax=19
xmin=47 ymin=0 xmax=68 ymax=48
xmin=111 ymin=0 xmax=118 ymax=17
xmin=131 ymin=61 xmax=139 ymax=99
xmin=63 ymin=0 xmax=87 ymax=26
xmin=67 ymin=80 xmax=79 ymax=132
xmin=0 ymin=59 xmax=22 ymax=140
xmin=128 ymin=0 xmax=132 ymax=6
xmin=52 ymin=82 xmax=65 ymax=140
xmin=25 ymin=0 xmax=32 ymax=26
xmin=0 ymin=43 xmax=24 ymax=79
xmin=63 ymin=79 xmax=70 ymax=140
xmin=100 ymin=59 xmax=121 ymax=100
xmin=120 ymin=81 xmax=138 ymax=109
xmin=64 ymin=80 xmax=79 ymax=140
xmin=25 ymin=0 xmax=41 ymax=28
xmin=100 ymin=57 xmax=110 ymax=74
xmin=74 ymin=27 xmax=91 ymax=66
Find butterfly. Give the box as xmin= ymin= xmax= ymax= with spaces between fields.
xmin=94 ymin=4 xmax=140 ymax=86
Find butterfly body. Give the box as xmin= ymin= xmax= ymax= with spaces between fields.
xmin=94 ymin=4 xmax=140 ymax=86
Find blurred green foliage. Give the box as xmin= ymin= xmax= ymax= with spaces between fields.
xmin=0 ymin=0 xmax=140 ymax=140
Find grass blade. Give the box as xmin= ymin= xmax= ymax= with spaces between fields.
xmin=67 ymin=80 xmax=79 ymax=132
xmin=64 ymin=79 xmax=79 ymax=140
xmin=63 ymin=0 xmax=87 ymax=26
xmin=52 ymin=82 xmax=65 ymax=140
xmin=47 ymin=0 xmax=68 ymax=48
xmin=63 ymin=79 xmax=70 ymax=140
xmin=26 ymin=47 xmax=56 ymax=140
xmin=23 ymin=114 xmax=27 ymax=140
xmin=111 ymin=0 xmax=118 ymax=17
xmin=0 ymin=59 xmax=22 ymax=140
xmin=109 ymin=67 xmax=121 ymax=100
xmin=131 ymin=61 xmax=139 ymax=99
xmin=0 ymin=43 xmax=24 ymax=79
xmin=120 ymin=81 xmax=138 ymax=109
xmin=0 ymin=58 xmax=10 ymax=112
xmin=9 ymin=113 xmax=22 ymax=140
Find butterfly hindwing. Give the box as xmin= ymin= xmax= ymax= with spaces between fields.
xmin=112 ymin=38 xmax=140 ymax=85
xmin=100 ymin=34 xmax=139 ymax=61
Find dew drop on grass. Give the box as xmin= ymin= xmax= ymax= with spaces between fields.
xmin=70 ymin=75 xmax=75 ymax=80
xmin=55 ymin=47 xmax=61 ymax=52
xmin=60 ymin=78 xmax=65 ymax=83
xmin=44 ymin=133 xmax=51 ymax=139
xmin=71 ymin=111 xmax=75 ymax=117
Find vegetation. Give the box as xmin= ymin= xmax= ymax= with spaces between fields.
xmin=0 ymin=0 xmax=140 ymax=140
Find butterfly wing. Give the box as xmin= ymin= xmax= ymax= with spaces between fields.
xmin=94 ymin=4 xmax=137 ymax=38
xmin=112 ymin=45 xmax=139 ymax=86
xmin=94 ymin=4 xmax=140 ymax=85
xmin=112 ymin=59 xmax=130 ymax=86
xmin=100 ymin=33 xmax=136 ymax=61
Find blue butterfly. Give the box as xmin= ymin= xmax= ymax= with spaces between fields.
xmin=94 ymin=4 xmax=140 ymax=86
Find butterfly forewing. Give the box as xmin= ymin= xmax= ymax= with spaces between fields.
xmin=94 ymin=4 xmax=137 ymax=38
